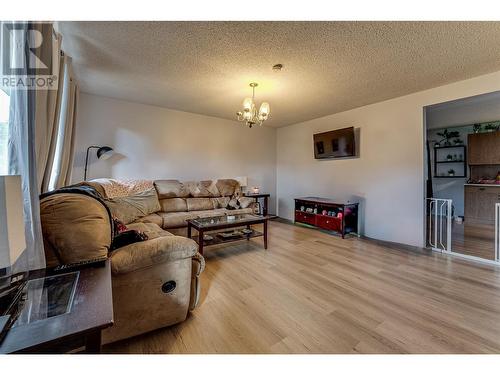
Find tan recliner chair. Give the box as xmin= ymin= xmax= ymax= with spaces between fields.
xmin=39 ymin=191 xmax=204 ymax=344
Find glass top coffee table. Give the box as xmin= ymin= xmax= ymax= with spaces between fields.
xmin=186 ymin=214 xmax=269 ymax=255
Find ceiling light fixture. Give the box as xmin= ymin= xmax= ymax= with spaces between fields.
xmin=272 ymin=63 xmax=283 ymax=71
xmin=236 ymin=82 xmax=270 ymax=128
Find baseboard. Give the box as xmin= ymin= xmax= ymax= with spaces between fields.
xmin=360 ymin=235 xmax=431 ymax=255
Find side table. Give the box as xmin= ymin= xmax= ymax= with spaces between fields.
xmin=244 ymin=193 xmax=270 ymax=216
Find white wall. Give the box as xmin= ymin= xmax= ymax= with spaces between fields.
xmin=277 ymin=71 xmax=500 ymax=247
xmin=72 ymin=93 xmax=277 ymax=213
xmin=426 ymin=90 xmax=500 ymax=129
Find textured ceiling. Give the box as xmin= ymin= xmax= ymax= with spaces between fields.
xmin=58 ymin=21 xmax=500 ymax=127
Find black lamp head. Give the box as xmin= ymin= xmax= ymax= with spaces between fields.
xmin=96 ymin=146 xmax=114 ymax=160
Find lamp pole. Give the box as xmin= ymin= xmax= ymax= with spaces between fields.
xmin=84 ymin=145 xmax=100 ymax=181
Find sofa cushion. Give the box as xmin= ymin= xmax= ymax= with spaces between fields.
xmin=127 ymin=222 xmax=173 ymax=239
xmin=104 ymin=188 xmax=161 ymax=224
xmin=160 ymin=212 xmax=200 ymax=228
xmin=215 ymin=179 xmax=240 ymax=197
xmin=132 ymin=213 xmax=163 ymax=228
xmin=184 ymin=180 xmax=220 ymax=197
xmin=40 ymin=193 xmax=111 ymax=263
xmin=186 ymin=197 xmax=215 ymax=211
xmin=154 ymin=180 xmax=189 ymax=198
xmin=211 ymin=196 xmax=230 ymax=208
xmin=189 ymin=209 xmax=227 ymax=218
xmin=160 ymin=197 xmax=188 ymax=212
xmin=224 ymin=207 xmax=254 ymax=215
xmin=109 ymin=235 xmax=198 ymax=274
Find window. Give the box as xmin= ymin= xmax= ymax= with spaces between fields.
xmin=0 ymin=89 xmax=10 ymax=175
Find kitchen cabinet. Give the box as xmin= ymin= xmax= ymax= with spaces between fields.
xmin=464 ymin=185 xmax=500 ymax=224
xmin=468 ymin=131 xmax=500 ymax=165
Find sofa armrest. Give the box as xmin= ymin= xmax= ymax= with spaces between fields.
xmin=110 ymin=235 xmax=198 ymax=275
xmin=189 ymin=252 xmax=205 ymax=311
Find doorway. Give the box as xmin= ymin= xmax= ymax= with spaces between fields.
xmin=424 ymin=91 xmax=500 ymax=262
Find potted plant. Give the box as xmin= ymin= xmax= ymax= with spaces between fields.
xmin=436 ymin=129 xmax=460 ymax=146
xmin=453 ymin=138 xmax=463 ymax=145
xmin=473 ymin=124 xmax=482 ymax=133
xmin=484 ymin=123 xmax=499 ymax=132
xmin=448 ymin=169 xmax=455 ymax=177
xmin=446 ymin=154 xmax=453 ymax=161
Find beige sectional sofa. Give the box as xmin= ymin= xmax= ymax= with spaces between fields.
xmin=88 ymin=178 xmax=257 ymax=236
xmin=39 ymin=178 xmax=255 ymax=345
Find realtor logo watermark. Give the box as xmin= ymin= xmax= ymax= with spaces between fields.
xmin=1 ymin=22 xmax=57 ymax=90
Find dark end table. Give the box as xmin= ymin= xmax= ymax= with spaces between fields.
xmin=244 ymin=193 xmax=270 ymax=216
xmin=0 ymin=261 xmax=113 ymax=354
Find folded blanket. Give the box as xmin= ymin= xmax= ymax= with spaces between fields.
xmin=90 ymin=178 xmax=154 ymax=198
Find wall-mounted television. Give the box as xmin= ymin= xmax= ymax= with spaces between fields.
xmin=313 ymin=126 xmax=355 ymax=159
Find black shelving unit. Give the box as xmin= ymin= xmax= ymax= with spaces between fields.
xmin=433 ymin=145 xmax=467 ymax=178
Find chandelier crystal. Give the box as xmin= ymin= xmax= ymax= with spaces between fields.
xmin=236 ymin=83 xmax=270 ymax=128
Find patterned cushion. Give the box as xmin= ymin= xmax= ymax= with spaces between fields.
xmin=215 ymin=179 xmax=240 ymax=197
xmin=184 ymin=180 xmax=220 ymax=197
xmin=238 ymin=197 xmax=255 ymax=209
xmin=90 ymin=178 xmax=154 ymax=198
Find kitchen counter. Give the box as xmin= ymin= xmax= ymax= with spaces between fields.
xmin=465 ymin=184 xmax=500 ymax=225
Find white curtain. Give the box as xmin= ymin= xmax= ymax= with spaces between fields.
xmin=0 ymin=21 xmax=78 ymax=271
xmin=47 ymin=55 xmax=78 ymax=191
xmin=36 ymin=25 xmax=63 ymax=193
xmin=1 ymin=22 xmax=45 ymax=271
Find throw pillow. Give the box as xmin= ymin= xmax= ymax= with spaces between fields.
xmin=238 ymin=197 xmax=254 ymax=209
xmin=227 ymin=198 xmax=240 ymax=210
xmin=113 ymin=217 xmax=128 ymax=237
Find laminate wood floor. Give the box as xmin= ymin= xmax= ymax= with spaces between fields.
xmin=451 ymin=221 xmax=495 ymax=261
xmin=104 ymin=220 xmax=500 ymax=354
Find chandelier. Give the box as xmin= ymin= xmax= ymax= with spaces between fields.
xmin=236 ymin=82 xmax=270 ymax=128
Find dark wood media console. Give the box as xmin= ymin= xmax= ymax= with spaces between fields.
xmin=294 ymin=197 xmax=359 ymax=238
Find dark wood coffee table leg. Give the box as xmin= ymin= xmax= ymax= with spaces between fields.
xmin=246 ymin=225 xmax=250 ymax=241
xmin=85 ymin=330 xmax=102 ymax=353
xmin=198 ymin=229 xmax=204 ymax=255
xmin=263 ymin=220 xmax=268 ymax=249
xmin=263 ymin=196 xmax=268 ymax=216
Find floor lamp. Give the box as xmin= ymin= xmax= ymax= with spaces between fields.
xmin=84 ymin=145 xmax=114 ymax=181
